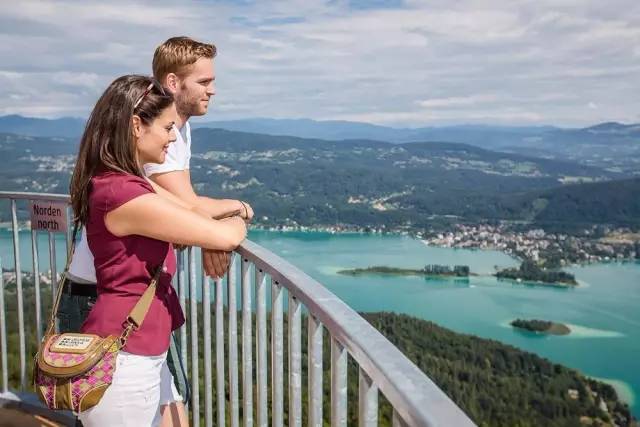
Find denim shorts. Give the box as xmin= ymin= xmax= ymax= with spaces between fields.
xmin=58 ymin=292 xmax=96 ymax=333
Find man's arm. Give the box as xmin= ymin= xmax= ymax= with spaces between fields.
xmin=149 ymin=170 xmax=251 ymax=220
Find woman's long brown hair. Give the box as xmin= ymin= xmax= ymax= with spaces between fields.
xmin=70 ymin=75 xmax=173 ymax=225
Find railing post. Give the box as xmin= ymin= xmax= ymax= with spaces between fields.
xmin=307 ymin=315 xmax=323 ymax=427
xmin=48 ymin=232 xmax=57 ymax=333
xmin=0 ymin=257 xmax=8 ymax=393
xmin=331 ymin=338 xmax=347 ymax=427
xmin=241 ymin=258 xmax=253 ymax=427
xmin=188 ymin=247 xmax=200 ymax=427
xmin=228 ymin=254 xmax=240 ymax=427
xmin=215 ymin=276 xmax=226 ymax=427
xmin=288 ymin=294 xmax=302 ymax=427
xmin=11 ymin=199 xmax=26 ymax=390
xmin=271 ymin=280 xmax=284 ymax=427
xmin=202 ymin=272 xmax=213 ymax=427
xmin=256 ymin=269 xmax=268 ymax=427
xmin=358 ymin=369 xmax=378 ymax=427
xmin=31 ymin=228 xmax=42 ymax=344
xmin=177 ymin=249 xmax=188 ymax=384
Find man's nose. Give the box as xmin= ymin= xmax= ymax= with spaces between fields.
xmin=207 ymin=83 xmax=216 ymax=96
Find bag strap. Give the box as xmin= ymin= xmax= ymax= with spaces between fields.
xmin=44 ymin=222 xmax=80 ymax=337
xmin=45 ymin=220 xmax=165 ymax=347
xmin=117 ymin=265 xmax=163 ymax=348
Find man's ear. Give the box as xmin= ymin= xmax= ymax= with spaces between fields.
xmin=165 ymin=73 xmax=179 ymax=94
xmin=132 ymin=115 xmax=143 ymax=139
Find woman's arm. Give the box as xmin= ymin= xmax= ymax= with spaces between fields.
xmin=104 ymin=193 xmax=247 ymax=252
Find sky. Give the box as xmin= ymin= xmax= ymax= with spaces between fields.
xmin=1 ymin=0 xmax=639 ymax=127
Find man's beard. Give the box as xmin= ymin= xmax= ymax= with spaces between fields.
xmin=176 ymin=90 xmax=205 ymax=119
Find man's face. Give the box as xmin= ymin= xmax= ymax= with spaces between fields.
xmin=174 ymin=57 xmax=215 ymax=118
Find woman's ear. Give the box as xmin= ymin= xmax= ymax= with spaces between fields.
xmin=132 ymin=115 xmax=143 ymax=139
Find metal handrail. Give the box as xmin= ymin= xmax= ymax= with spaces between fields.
xmin=0 ymin=190 xmax=476 ymax=426
xmin=0 ymin=191 xmax=69 ymax=203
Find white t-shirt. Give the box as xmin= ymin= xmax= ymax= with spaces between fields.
xmin=68 ymin=122 xmax=191 ymax=283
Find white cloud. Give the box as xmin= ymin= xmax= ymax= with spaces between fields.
xmin=0 ymin=0 xmax=638 ymax=126
xmin=416 ymin=95 xmax=500 ymax=109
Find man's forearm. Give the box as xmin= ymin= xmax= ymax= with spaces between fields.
xmin=197 ymin=196 xmax=243 ymax=219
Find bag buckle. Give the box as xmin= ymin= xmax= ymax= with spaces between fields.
xmin=118 ymin=320 xmax=138 ymax=348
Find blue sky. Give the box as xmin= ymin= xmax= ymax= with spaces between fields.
xmin=1 ymin=0 xmax=639 ymax=126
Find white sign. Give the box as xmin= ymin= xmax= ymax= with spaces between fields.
xmin=30 ymin=201 xmax=68 ymax=233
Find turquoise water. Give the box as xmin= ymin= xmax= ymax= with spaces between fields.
xmin=248 ymin=230 xmax=640 ymax=414
xmin=1 ymin=228 xmax=638 ymax=413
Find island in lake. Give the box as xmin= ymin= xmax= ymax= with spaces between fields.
xmin=511 ymin=318 xmax=571 ymax=335
xmin=496 ymin=260 xmax=578 ymax=286
xmin=338 ymin=264 xmax=471 ymax=278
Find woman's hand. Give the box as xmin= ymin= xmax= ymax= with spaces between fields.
xmin=238 ymin=201 xmax=254 ymax=222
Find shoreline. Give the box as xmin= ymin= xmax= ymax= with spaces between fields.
xmin=249 ymin=226 xmax=639 ymax=269
xmin=2 ymin=224 xmax=638 ymax=269
xmin=511 ymin=319 xmax=572 ymax=335
xmin=590 ymin=376 xmax=636 ymax=408
xmin=337 ymin=268 xmax=473 ymax=280
xmin=496 ymin=277 xmax=578 ymax=289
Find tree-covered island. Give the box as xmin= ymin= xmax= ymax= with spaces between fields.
xmin=338 ymin=264 xmax=471 ymax=277
xmin=511 ymin=318 xmax=572 ymax=335
xmin=495 ymin=259 xmax=578 ymax=286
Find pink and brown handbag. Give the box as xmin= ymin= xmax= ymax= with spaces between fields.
xmin=33 ymin=225 xmax=161 ymax=413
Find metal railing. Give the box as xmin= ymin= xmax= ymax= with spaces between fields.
xmin=0 ymin=191 xmax=476 ymax=426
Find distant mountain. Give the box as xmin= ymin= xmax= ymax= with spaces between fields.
xmin=193 ymin=117 xmax=409 ymax=142
xmin=2 ymin=115 xmax=638 ymax=173
xmin=192 ymin=117 xmax=559 ymax=146
xmin=192 ymin=118 xmax=639 ymax=174
xmin=0 ymin=115 xmax=85 ymax=138
xmin=584 ymin=122 xmax=640 ymax=135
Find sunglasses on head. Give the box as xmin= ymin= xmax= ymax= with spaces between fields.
xmin=133 ymin=80 xmax=166 ymax=110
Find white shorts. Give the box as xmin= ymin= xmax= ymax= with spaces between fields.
xmin=78 ymin=351 xmax=182 ymax=427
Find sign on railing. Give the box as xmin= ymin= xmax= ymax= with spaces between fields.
xmin=30 ymin=201 xmax=67 ymax=233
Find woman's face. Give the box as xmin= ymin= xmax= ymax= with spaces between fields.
xmin=135 ymin=103 xmax=177 ymax=165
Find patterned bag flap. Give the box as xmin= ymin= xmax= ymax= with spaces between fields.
xmin=37 ymin=333 xmax=118 ymax=378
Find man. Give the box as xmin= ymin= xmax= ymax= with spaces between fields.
xmin=61 ymin=36 xmax=252 ymax=426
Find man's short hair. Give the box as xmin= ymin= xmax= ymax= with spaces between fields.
xmin=153 ymin=36 xmax=217 ymax=83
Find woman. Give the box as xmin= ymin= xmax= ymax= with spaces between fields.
xmin=69 ymin=75 xmax=246 ymax=426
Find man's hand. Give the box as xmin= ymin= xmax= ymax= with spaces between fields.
xmin=202 ymin=248 xmax=231 ymax=279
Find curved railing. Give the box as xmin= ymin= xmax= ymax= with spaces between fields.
xmin=0 ymin=191 xmax=476 ymax=426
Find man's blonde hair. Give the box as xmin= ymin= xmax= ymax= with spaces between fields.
xmin=152 ymin=36 xmax=217 ymax=83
